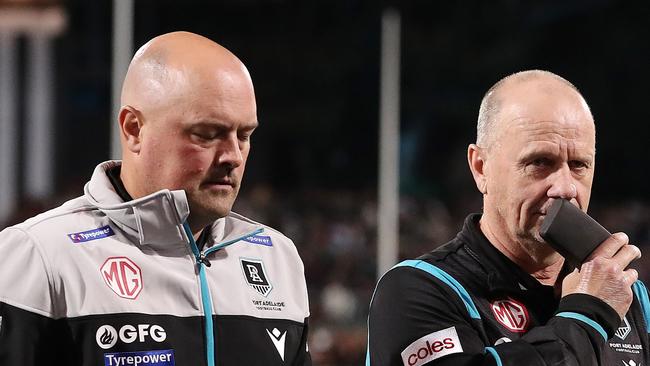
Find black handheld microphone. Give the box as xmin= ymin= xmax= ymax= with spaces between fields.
xmin=539 ymin=199 xmax=611 ymax=268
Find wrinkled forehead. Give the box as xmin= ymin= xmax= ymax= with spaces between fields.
xmin=494 ymin=80 xmax=595 ymax=146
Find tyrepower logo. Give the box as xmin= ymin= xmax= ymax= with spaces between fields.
xmin=400 ymin=326 xmax=462 ymax=366
xmin=101 ymin=257 xmax=143 ymax=299
xmin=491 ymin=298 xmax=529 ymax=332
xmin=96 ymin=324 xmax=167 ymax=349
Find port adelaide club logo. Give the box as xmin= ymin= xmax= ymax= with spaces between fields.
xmin=240 ymin=258 xmax=273 ymax=297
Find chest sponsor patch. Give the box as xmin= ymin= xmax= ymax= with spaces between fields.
xmin=240 ymin=258 xmax=273 ymax=297
xmin=491 ymin=298 xmax=529 ymax=332
xmin=400 ymin=326 xmax=462 ymax=366
xmin=243 ymin=235 xmax=273 ymax=247
xmin=101 ymin=257 xmax=143 ymax=299
xmin=68 ymin=225 xmax=115 ymax=243
xmin=103 ymin=349 xmax=174 ymax=366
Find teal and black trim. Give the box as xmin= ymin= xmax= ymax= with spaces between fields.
xmin=556 ymin=312 xmax=608 ymax=341
xmin=395 ymin=260 xmax=481 ymax=319
xmin=183 ymin=223 xmax=264 ymax=366
xmin=484 ymin=347 xmax=503 ymax=366
xmin=633 ymin=280 xmax=650 ymax=333
xmin=366 ymin=259 xmax=480 ymax=365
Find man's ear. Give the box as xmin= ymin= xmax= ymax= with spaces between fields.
xmin=119 ymin=106 xmax=143 ymax=153
xmin=467 ymin=144 xmax=488 ymax=194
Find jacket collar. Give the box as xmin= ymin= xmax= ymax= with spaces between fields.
xmin=84 ymin=161 xmax=266 ymax=252
xmin=84 ymin=161 xmax=191 ymax=247
xmin=459 ymin=214 xmax=557 ymax=296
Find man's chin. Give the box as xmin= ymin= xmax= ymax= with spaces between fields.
xmin=188 ymin=198 xmax=234 ymax=221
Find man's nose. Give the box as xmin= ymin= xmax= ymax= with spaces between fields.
xmin=547 ymin=165 xmax=577 ymax=199
xmin=216 ymin=134 xmax=244 ymax=168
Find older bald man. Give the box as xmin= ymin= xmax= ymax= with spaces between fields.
xmin=0 ymin=32 xmax=311 ymax=366
xmin=367 ymin=70 xmax=648 ymax=366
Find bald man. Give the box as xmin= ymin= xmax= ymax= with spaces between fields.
xmin=367 ymin=70 xmax=650 ymax=365
xmin=0 ymin=32 xmax=311 ymax=366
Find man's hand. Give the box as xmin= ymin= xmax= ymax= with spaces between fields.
xmin=562 ymin=232 xmax=641 ymax=319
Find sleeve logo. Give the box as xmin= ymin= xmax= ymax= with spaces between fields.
xmin=243 ymin=235 xmax=273 ymax=247
xmin=400 ymin=326 xmax=462 ymax=366
xmin=68 ymin=225 xmax=115 ymax=243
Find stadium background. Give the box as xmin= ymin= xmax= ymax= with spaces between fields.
xmin=1 ymin=1 xmax=648 ymax=364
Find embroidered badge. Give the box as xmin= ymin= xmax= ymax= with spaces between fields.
xmin=491 ymin=298 xmax=529 ymax=332
xmin=240 ymin=258 xmax=273 ymax=297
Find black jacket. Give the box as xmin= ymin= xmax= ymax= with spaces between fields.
xmin=367 ymin=214 xmax=650 ymax=366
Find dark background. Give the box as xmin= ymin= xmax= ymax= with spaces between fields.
xmin=52 ymin=1 xmax=649 ymax=202
xmin=3 ymin=1 xmax=649 ymax=364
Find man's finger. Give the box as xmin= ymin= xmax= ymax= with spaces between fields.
xmin=588 ymin=232 xmax=629 ymax=260
xmin=612 ymin=244 xmax=642 ymax=269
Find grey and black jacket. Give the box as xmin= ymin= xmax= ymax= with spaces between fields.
xmin=0 ymin=161 xmax=311 ymax=366
xmin=367 ymin=214 xmax=650 ymax=366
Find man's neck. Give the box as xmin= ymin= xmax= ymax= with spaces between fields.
xmin=479 ymin=216 xmax=565 ymax=286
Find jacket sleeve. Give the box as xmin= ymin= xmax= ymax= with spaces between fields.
xmin=293 ymin=317 xmax=312 ymax=366
xmin=366 ymin=266 xmax=620 ymax=366
xmin=0 ymin=227 xmax=72 ymax=365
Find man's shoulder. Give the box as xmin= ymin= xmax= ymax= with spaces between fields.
xmin=7 ymin=195 xmax=101 ymax=242
xmin=226 ymin=211 xmax=296 ymax=247
xmin=384 ymin=235 xmax=488 ymax=297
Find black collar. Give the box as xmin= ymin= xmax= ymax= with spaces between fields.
xmin=106 ymin=165 xmax=134 ymax=202
xmin=458 ymin=214 xmax=561 ymax=298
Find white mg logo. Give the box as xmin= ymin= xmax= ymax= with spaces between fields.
xmin=491 ymin=298 xmax=529 ymax=332
xmin=100 ymin=257 xmax=143 ymax=299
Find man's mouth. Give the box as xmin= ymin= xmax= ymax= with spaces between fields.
xmin=203 ymin=179 xmax=236 ymax=188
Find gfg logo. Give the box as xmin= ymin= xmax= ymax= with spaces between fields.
xmin=96 ymin=324 xmax=167 ymax=349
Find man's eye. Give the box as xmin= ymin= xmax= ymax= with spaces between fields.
xmin=530 ymin=158 xmax=551 ymax=167
xmin=193 ymin=132 xmax=216 ymax=140
xmin=569 ymin=160 xmax=589 ymax=170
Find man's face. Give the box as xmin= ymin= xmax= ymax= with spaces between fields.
xmin=137 ymin=69 xmax=258 ymax=224
xmin=482 ymin=82 xmax=596 ymax=256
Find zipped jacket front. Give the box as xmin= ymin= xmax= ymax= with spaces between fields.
xmin=367 ymin=214 xmax=650 ymax=366
xmin=0 ymin=161 xmax=311 ymax=366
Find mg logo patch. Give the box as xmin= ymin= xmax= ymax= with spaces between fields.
xmin=616 ymin=316 xmax=632 ymax=340
xmin=101 ymin=257 xmax=143 ymax=299
xmin=240 ymin=258 xmax=273 ymax=297
xmin=491 ymin=298 xmax=529 ymax=332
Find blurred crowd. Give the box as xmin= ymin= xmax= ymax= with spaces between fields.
xmin=2 ymin=184 xmax=648 ymax=365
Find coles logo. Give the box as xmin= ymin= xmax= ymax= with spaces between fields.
xmin=96 ymin=324 xmax=167 ymax=349
xmin=101 ymin=257 xmax=143 ymax=299
xmin=400 ymin=326 xmax=462 ymax=366
xmin=491 ymin=298 xmax=529 ymax=332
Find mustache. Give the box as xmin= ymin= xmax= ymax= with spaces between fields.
xmin=202 ymin=170 xmax=239 ymax=187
